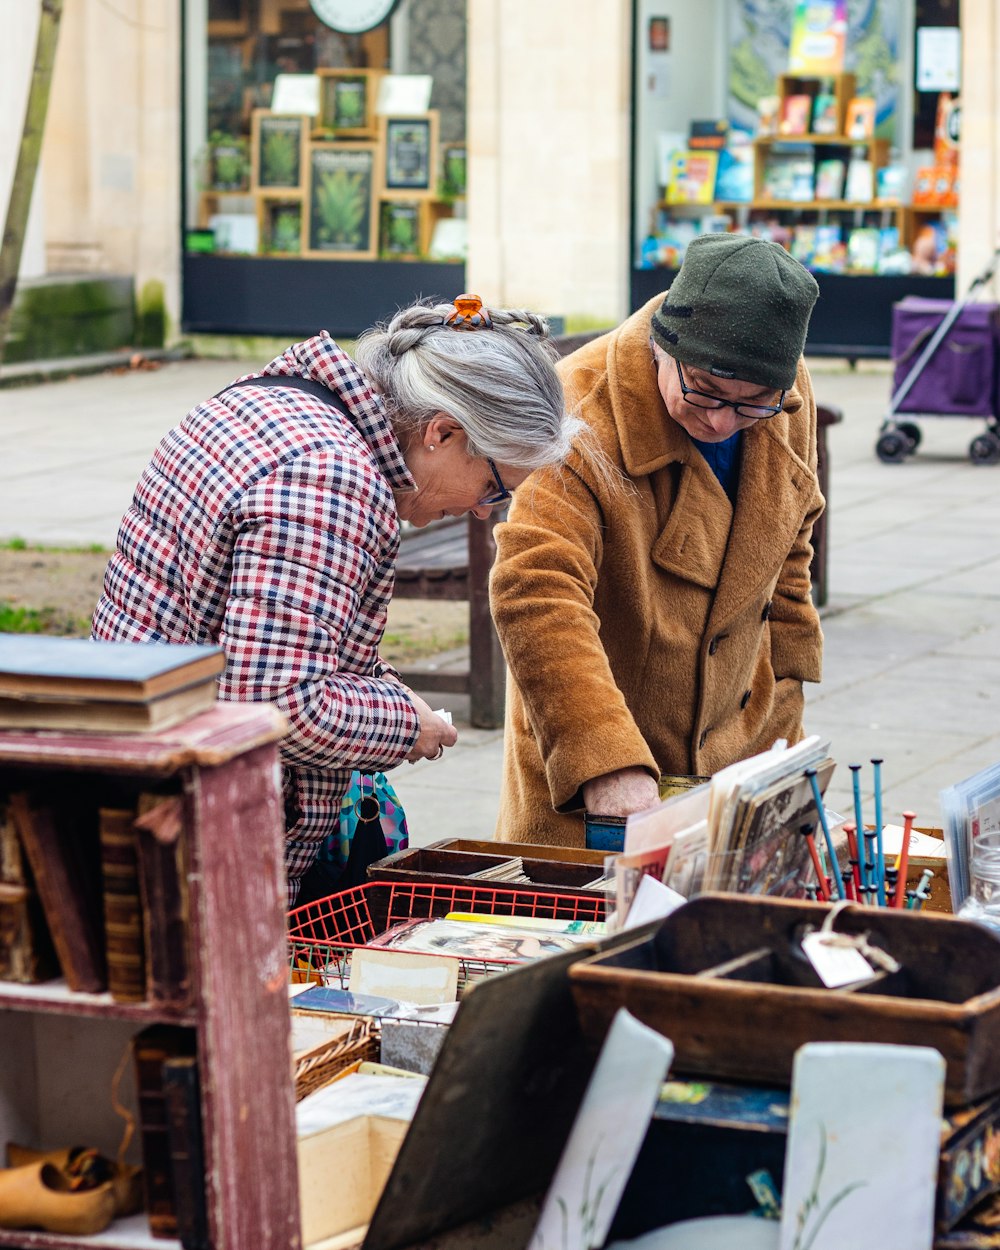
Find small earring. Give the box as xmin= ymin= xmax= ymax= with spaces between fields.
xmin=428 ymin=444 xmax=435 ymax=451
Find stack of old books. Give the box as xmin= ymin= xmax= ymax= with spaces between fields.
xmin=0 ymin=634 xmax=225 ymax=733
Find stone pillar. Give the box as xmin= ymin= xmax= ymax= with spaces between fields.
xmin=466 ymin=0 xmax=631 ymax=325
xmin=958 ymin=0 xmax=999 ymax=295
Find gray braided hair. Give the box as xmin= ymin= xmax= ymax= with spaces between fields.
xmin=353 ymin=298 xmax=582 ymax=469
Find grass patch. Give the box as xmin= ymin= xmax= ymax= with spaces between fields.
xmin=0 ymin=538 xmax=109 ymax=554
xmin=379 ymin=626 xmax=468 ymax=666
xmin=0 ymin=602 xmax=90 ymax=636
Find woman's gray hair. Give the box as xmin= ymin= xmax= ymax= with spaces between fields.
xmin=353 ymin=298 xmax=583 ymax=469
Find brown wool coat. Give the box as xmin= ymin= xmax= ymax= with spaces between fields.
xmin=491 ymin=295 xmax=825 ymax=847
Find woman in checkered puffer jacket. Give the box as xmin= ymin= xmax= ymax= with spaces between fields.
xmin=92 ymin=297 xmax=581 ymax=904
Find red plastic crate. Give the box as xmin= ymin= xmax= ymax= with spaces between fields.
xmin=287 ymin=881 xmax=607 ymax=991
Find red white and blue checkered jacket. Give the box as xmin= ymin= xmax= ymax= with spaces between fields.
xmin=92 ymin=334 xmax=421 ymax=903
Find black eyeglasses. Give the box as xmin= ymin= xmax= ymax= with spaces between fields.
xmin=672 ymin=357 xmax=786 ymax=421
xmin=478 ymin=458 xmax=512 ymax=506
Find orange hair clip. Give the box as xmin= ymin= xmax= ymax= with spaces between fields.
xmin=445 ymin=293 xmax=493 ymax=330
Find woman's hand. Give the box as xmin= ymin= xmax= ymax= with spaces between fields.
xmin=583 ymin=767 xmax=660 ymax=817
xmin=403 ymin=688 xmax=459 ymax=762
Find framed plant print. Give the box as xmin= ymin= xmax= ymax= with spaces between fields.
xmin=257 ymin=196 xmax=304 ymax=255
xmin=378 ymin=199 xmax=428 ymax=259
xmin=304 ymin=142 xmax=378 ymax=258
xmin=316 ymin=68 xmax=383 ymax=137
xmin=380 ymin=111 xmax=439 ymax=198
xmin=439 ymin=142 xmax=467 ymax=199
xmin=250 ymin=111 xmax=308 ymax=192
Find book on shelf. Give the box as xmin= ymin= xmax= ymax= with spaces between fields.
xmin=0 ymin=798 xmax=58 ymax=984
xmin=845 ymin=96 xmax=876 ymax=140
xmin=779 ymin=94 xmax=812 ymax=136
xmin=0 ymin=681 xmax=219 ymax=734
xmin=811 ymin=91 xmax=838 ymax=135
xmin=664 ymin=149 xmax=719 ymax=205
xmin=714 ymin=134 xmax=754 ymax=203
xmin=8 ymin=791 xmax=107 ymax=993
xmin=756 ymin=94 xmax=780 ymax=137
xmin=846 ymin=227 xmax=881 ymax=273
xmin=876 ymin=162 xmax=908 ymax=203
xmin=790 ymin=225 xmax=818 ymax=268
xmin=844 ymin=155 xmax=875 ymax=202
xmin=762 ymin=145 xmax=814 ymax=201
xmin=133 ymin=1025 xmax=198 ymax=1239
xmin=134 ymin=794 xmax=192 ymax=1011
xmin=688 ymin=118 xmax=729 ymax=151
xmin=162 ymin=1056 xmax=210 ymax=1250
xmin=0 ymin=635 xmax=225 ymax=702
xmin=811 ymin=223 xmax=845 ymax=272
xmin=814 ymin=157 xmax=846 ymax=200
xmin=99 ymin=805 xmax=146 ymax=1003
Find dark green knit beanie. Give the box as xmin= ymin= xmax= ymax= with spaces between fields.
xmin=651 ymin=234 xmax=820 ymax=391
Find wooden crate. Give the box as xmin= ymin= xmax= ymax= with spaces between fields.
xmin=366 ymin=845 xmax=610 ymax=897
xmin=569 ymin=893 xmax=1000 ymax=1107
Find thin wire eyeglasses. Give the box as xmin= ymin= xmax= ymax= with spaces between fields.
xmin=660 ymin=351 xmax=787 ymax=421
xmin=478 ymin=458 xmax=512 ymax=506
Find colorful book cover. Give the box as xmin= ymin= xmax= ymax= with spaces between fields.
xmin=814 ymin=157 xmax=846 ymax=199
xmin=368 ymin=917 xmax=581 ymax=962
xmin=715 ymin=140 xmax=754 ymax=203
xmin=844 ymin=156 xmax=874 ymax=202
xmin=665 ymin=149 xmax=719 ymax=205
xmin=788 ymin=0 xmax=847 ymax=75
xmin=790 ymin=225 xmax=818 ymax=267
xmin=847 ymin=227 xmax=880 ymax=272
xmin=688 ymin=118 xmax=729 ymax=151
xmin=845 ymin=96 xmax=877 ymax=140
xmin=812 ymin=223 xmax=845 ymax=272
xmin=811 ymin=91 xmax=838 ymax=134
xmin=779 ymin=94 xmax=812 ymax=136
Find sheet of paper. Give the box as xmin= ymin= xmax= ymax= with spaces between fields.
xmin=297 ymin=1071 xmax=427 ymax=1139
xmin=271 ymin=73 xmax=320 ymax=116
xmin=531 ymin=1009 xmax=674 ymax=1250
xmin=623 ymin=874 xmax=687 ymax=931
xmin=375 ymin=73 xmax=433 ymax=115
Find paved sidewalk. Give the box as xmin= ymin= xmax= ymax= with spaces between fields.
xmin=1 ymin=355 xmax=998 ymax=842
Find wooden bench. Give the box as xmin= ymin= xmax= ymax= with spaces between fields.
xmin=394 ymin=342 xmax=841 ymax=729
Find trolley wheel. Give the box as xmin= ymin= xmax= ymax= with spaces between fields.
xmin=896 ymin=421 xmax=922 ymax=451
xmin=970 ymin=431 xmax=1000 ymax=465
xmin=876 ymin=431 xmax=910 ymax=464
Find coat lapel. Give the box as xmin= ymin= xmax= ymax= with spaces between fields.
xmin=708 ymin=416 xmax=814 ymax=629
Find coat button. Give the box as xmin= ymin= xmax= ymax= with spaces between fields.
xmin=740 ymin=689 xmax=752 ymax=709
xmin=699 ymin=729 xmax=711 ymax=749
xmin=761 ymin=601 xmax=773 ymax=621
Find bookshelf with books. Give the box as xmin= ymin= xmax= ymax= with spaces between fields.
xmin=0 ymin=704 xmax=297 ymax=1249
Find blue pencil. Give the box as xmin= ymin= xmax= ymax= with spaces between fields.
xmin=871 ymin=758 xmax=887 ymax=906
xmin=849 ymin=764 xmax=867 ymax=888
xmin=805 ymin=768 xmax=845 ymax=900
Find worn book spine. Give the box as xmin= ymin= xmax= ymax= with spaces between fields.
xmin=7 ymin=792 xmax=107 ymax=993
xmin=0 ymin=800 xmax=59 ymax=984
xmin=162 ymin=1056 xmax=210 ymax=1250
xmin=133 ymin=1025 xmax=197 ymax=1239
xmin=99 ymin=806 xmax=146 ymax=1003
xmin=135 ymin=795 xmax=192 ymax=1011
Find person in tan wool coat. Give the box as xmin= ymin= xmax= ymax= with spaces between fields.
xmin=491 ymin=233 xmax=825 ymax=847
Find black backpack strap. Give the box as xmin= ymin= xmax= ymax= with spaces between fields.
xmin=215 ymin=374 xmax=346 ymax=412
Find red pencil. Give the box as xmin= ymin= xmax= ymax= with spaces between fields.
xmin=843 ymin=822 xmax=862 ymax=893
xmin=800 ymin=822 xmax=831 ymax=901
xmin=894 ymin=810 xmax=916 ymax=908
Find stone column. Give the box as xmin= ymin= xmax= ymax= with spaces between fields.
xmin=466 ymin=0 xmax=631 ymax=326
xmin=958 ymin=0 xmax=999 ymax=294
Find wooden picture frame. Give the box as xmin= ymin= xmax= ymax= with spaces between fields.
xmin=250 ymin=111 xmax=308 ymax=192
xmin=377 ymin=199 xmax=429 ymax=259
xmin=379 ymin=111 xmax=439 ymax=198
xmin=439 ymin=141 xmax=467 ymax=199
xmin=304 ymin=143 xmax=378 ymax=259
xmin=316 ymin=68 xmax=383 ymax=137
xmin=257 ymin=195 xmax=304 ymax=255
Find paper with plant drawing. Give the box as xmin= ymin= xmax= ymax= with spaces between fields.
xmin=779 ymin=1042 xmax=944 ymax=1250
xmin=530 ymin=1009 xmax=674 ymax=1250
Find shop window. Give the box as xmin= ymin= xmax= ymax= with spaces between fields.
xmin=185 ymin=0 xmax=467 ymax=265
